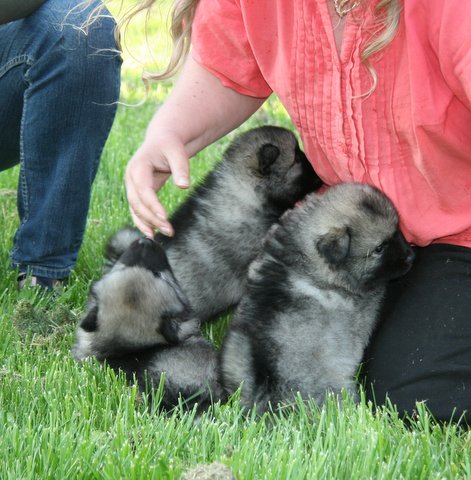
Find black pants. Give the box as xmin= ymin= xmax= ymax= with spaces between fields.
xmin=362 ymin=244 xmax=471 ymax=423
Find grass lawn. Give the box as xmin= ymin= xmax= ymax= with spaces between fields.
xmin=0 ymin=2 xmax=470 ymax=478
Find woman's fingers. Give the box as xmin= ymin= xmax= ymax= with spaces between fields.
xmin=124 ymin=137 xmax=190 ymax=237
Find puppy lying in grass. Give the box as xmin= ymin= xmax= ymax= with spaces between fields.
xmin=72 ymin=237 xmax=223 ymax=412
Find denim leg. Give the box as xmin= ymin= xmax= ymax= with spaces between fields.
xmin=0 ymin=0 xmax=122 ymax=279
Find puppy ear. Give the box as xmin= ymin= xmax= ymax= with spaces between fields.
xmin=104 ymin=227 xmax=142 ymax=268
xmin=80 ymin=305 xmax=99 ymax=332
xmin=258 ymin=143 xmax=280 ymax=174
xmin=316 ymin=227 xmax=351 ymax=265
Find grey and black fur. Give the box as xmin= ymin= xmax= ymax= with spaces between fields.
xmin=106 ymin=126 xmax=323 ymax=320
xmin=221 ymin=183 xmax=415 ymax=413
xmin=72 ymin=237 xmax=223 ymax=412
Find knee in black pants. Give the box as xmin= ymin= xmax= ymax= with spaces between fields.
xmin=362 ymin=244 xmax=471 ymax=424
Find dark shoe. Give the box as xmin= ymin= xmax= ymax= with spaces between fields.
xmin=17 ymin=273 xmax=65 ymax=291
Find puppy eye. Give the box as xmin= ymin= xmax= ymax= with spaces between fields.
xmin=374 ymin=242 xmax=386 ymax=254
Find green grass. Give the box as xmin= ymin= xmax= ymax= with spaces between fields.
xmin=0 ymin=2 xmax=470 ymax=479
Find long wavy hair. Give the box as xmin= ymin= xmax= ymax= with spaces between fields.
xmin=85 ymin=0 xmax=402 ymax=89
xmin=359 ymin=0 xmax=402 ymax=93
xmin=116 ymin=0 xmax=198 ymax=82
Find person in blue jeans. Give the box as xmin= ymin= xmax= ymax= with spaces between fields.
xmin=0 ymin=0 xmax=121 ymax=290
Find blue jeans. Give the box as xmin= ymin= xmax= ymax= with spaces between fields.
xmin=0 ymin=0 xmax=121 ymax=279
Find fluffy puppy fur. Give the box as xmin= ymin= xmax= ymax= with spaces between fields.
xmin=221 ymin=183 xmax=415 ymax=412
xmin=106 ymin=126 xmax=323 ymax=320
xmin=72 ymin=237 xmax=223 ymax=412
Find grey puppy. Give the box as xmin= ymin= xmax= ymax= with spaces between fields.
xmin=72 ymin=237 xmax=223 ymax=412
xmin=106 ymin=126 xmax=322 ymax=321
xmin=221 ymin=183 xmax=415 ymax=412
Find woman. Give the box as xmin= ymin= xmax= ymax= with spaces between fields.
xmin=125 ymin=0 xmax=471 ymax=422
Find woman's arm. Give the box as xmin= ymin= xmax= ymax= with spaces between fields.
xmin=125 ymin=55 xmax=266 ymax=237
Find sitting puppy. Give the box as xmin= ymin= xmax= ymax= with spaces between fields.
xmin=106 ymin=126 xmax=323 ymax=321
xmin=221 ymin=183 xmax=415 ymax=413
xmin=72 ymin=237 xmax=223 ymax=412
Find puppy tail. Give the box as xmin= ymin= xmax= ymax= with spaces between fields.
xmin=221 ymin=329 xmax=257 ymax=407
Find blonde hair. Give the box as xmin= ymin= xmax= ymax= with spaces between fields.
xmin=117 ymin=0 xmax=198 ymax=82
xmin=137 ymin=0 xmax=401 ymax=90
xmin=89 ymin=0 xmax=401 ymax=89
xmin=360 ymin=0 xmax=402 ymax=93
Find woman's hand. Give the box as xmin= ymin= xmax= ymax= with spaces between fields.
xmin=125 ymin=132 xmax=190 ymax=238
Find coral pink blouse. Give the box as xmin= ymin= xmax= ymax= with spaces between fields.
xmin=191 ymin=0 xmax=471 ymax=248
